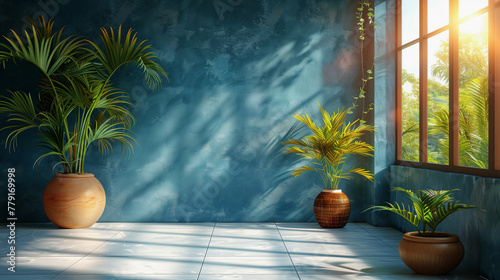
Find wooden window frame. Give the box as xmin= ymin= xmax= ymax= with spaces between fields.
xmin=396 ymin=0 xmax=500 ymax=178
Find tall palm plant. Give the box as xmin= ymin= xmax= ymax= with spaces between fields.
xmin=282 ymin=104 xmax=375 ymax=190
xmin=0 ymin=17 xmax=168 ymax=173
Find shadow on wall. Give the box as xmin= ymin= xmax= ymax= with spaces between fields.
xmin=0 ymin=0 xmax=369 ymax=222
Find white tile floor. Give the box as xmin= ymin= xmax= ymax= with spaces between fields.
xmin=0 ymin=222 xmax=484 ymax=279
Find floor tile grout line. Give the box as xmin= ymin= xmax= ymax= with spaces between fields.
xmin=358 ymin=225 xmax=402 ymax=252
xmin=51 ymin=222 xmax=136 ymax=278
xmin=275 ymin=222 xmax=301 ymax=280
xmin=197 ymin=222 xmax=216 ymax=280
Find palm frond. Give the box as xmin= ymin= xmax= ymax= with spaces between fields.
xmin=291 ymin=166 xmax=315 ymax=177
xmin=294 ymin=113 xmax=321 ymax=136
xmin=0 ymin=17 xmax=168 ymax=173
xmin=1 ymin=17 xmax=86 ymax=76
xmin=426 ymin=201 xmax=480 ymax=233
xmin=86 ymin=26 xmax=168 ymax=90
xmin=367 ymin=187 xmax=484 ymax=235
xmin=86 ymin=117 xmax=137 ymax=156
xmin=283 ymin=104 xmax=374 ymax=189
xmin=346 ymin=167 xmax=374 ymax=181
xmin=0 ymin=91 xmax=40 ymax=151
xmin=0 ymin=91 xmax=37 ymax=116
xmin=366 ymin=202 xmax=421 ymax=233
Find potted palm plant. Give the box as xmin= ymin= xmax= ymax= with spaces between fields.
xmin=366 ymin=187 xmax=484 ymax=275
xmin=282 ymin=104 xmax=375 ymax=228
xmin=0 ymin=17 xmax=167 ymax=228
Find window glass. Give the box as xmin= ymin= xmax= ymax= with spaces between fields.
xmin=428 ymin=0 xmax=449 ymax=33
xmin=458 ymin=13 xmax=489 ymax=168
xmin=402 ymin=0 xmax=419 ymax=45
xmin=398 ymin=0 xmax=495 ymax=176
xmin=401 ymin=43 xmax=420 ymax=161
xmin=427 ymin=31 xmax=449 ymax=164
xmin=459 ymin=0 xmax=487 ymax=19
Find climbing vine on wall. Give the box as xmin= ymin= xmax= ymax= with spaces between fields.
xmin=351 ymin=0 xmax=376 ymax=124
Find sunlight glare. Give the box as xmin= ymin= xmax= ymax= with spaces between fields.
xmin=428 ymin=0 xmax=448 ymax=33
xmin=460 ymin=13 xmax=487 ymax=35
xmin=459 ymin=0 xmax=487 ymax=19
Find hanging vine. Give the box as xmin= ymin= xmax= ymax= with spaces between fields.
xmin=351 ymin=0 xmax=376 ymax=124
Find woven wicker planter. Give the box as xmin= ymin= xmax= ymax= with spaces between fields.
xmin=313 ymin=189 xmax=350 ymax=228
xmin=399 ymin=231 xmax=464 ymax=275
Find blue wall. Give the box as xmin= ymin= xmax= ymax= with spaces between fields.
xmin=367 ymin=0 xmax=396 ymax=226
xmin=0 ymin=0 xmax=376 ymax=222
xmin=390 ymin=165 xmax=500 ymax=279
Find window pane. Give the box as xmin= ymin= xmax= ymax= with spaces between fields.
xmin=401 ymin=43 xmax=420 ymax=161
xmin=458 ymin=13 xmax=488 ymax=169
xmin=459 ymin=0 xmax=487 ymax=19
xmin=402 ymin=0 xmax=419 ymax=45
xmin=428 ymin=0 xmax=449 ymax=33
xmin=428 ymin=31 xmax=449 ymax=165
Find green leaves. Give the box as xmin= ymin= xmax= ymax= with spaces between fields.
xmin=354 ymin=0 xmax=375 ymax=123
xmin=356 ymin=0 xmax=376 ymax=41
xmin=366 ymin=188 xmax=484 ymax=236
xmin=0 ymin=91 xmax=38 ymax=151
xmin=282 ymin=104 xmax=375 ymax=189
xmin=367 ymin=201 xmax=421 ymax=233
xmin=1 ymin=18 xmax=86 ymax=77
xmin=88 ymin=116 xmax=136 ymax=156
xmin=0 ymin=17 xmax=168 ymax=174
xmin=86 ymin=26 xmax=168 ymax=91
xmin=291 ymin=166 xmax=314 ymax=177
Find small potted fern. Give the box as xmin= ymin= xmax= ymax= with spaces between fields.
xmin=282 ymin=104 xmax=375 ymax=228
xmin=366 ymin=187 xmax=484 ymax=275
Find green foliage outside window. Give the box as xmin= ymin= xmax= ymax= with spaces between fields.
xmin=402 ymin=17 xmax=488 ymax=168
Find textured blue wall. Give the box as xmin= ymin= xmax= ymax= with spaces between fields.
xmin=367 ymin=0 xmax=396 ymax=226
xmin=390 ymin=166 xmax=500 ymax=279
xmin=0 ymin=0 xmax=375 ymax=222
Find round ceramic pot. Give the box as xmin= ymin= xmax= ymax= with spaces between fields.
xmin=43 ymin=173 xmax=106 ymax=229
xmin=313 ymin=189 xmax=351 ymax=228
xmin=399 ymin=231 xmax=464 ymax=275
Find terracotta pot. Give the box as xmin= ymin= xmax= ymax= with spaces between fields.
xmin=313 ymin=189 xmax=350 ymax=228
xmin=43 ymin=173 xmax=106 ymax=229
xmin=399 ymin=231 xmax=464 ymax=275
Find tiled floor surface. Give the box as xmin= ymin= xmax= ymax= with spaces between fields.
xmin=0 ymin=222 xmax=484 ymax=279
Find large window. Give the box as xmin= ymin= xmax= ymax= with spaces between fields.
xmin=396 ymin=0 xmax=500 ymax=177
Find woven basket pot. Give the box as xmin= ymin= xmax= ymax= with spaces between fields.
xmin=43 ymin=173 xmax=106 ymax=229
xmin=313 ymin=189 xmax=350 ymax=228
xmin=399 ymin=231 xmax=464 ymax=275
